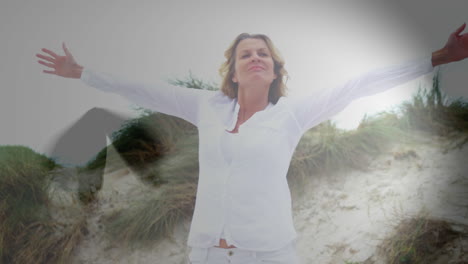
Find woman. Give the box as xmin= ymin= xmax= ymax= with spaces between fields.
xmin=36 ymin=24 xmax=468 ymax=264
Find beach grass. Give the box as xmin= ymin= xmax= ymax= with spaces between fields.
xmin=76 ymin=112 xmax=197 ymax=204
xmin=102 ymin=182 xmax=196 ymax=248
xmin=378 ymin=215 xmax=467 ymax=264
xmin=0 ymin=145 xmax=59 ymax=171
xmin=288 ymin=112 xmax=403 ymax=192
xmin=398 ymin=71 xmax=468 ymax=148
xmin=0 ymin=145 xmax=86 ymax=264
xmin=99 ymin=125 xmax=199 ymax=247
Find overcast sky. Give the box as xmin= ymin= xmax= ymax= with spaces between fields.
xmin=1 ymin=0 xmax=468 ymax=161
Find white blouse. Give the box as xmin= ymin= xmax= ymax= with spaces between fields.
xmin=81 ymin=57 xmax=434 ymax=251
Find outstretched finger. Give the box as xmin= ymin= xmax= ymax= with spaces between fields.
xmin=43 ymin=69 xmax=57 ymax=75
xmin=41 ymin=48 xmax=59 ymax=59
xmin=454 ymin=23 xmax=466 ymax=36
xmin=36 ymin=53 xmax=55 ymax=63
xmin=62 ymin=42 xmax=73 ymax=58
xmin=38 ymin=60 xmax=55 ymax=69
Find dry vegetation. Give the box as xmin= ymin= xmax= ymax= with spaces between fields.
xmin=378 ymin=216 xmax=468 ymax=264
xmin=0 ymin=146 xmax=86 ymax=264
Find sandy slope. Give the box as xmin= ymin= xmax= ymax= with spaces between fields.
xmin=293 ymin=134 xmax=468 ymax=263
xmin=64 ymin=133 xmax=468 ymax=264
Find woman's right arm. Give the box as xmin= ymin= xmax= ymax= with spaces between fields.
xmin=36 ymin=43 xmax=210 ymax=126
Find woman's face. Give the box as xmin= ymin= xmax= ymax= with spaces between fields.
xmin=231 ymin=38 xmax=277 ymax=87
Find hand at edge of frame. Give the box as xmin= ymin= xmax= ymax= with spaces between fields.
xmin=36 ymin=42 xmax=83 ymax=79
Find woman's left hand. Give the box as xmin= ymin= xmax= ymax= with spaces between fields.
xmin=444 ymin=23 xmax=468 ymax=61
xmin=433 ymin=23 xmax=468 ymax=66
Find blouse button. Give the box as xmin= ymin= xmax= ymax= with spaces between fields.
xmin=228 ymin=250 xmax=234 ymax=256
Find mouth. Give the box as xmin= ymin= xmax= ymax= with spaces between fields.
xmin=248 ymin=65 xmax=265 ymax=71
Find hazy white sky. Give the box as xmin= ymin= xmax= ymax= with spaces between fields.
xmin=1 ymin=0 xmax=468 ymax=158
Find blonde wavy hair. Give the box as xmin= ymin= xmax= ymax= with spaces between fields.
xmin=219 ymin=33 xmax=288 ymax=104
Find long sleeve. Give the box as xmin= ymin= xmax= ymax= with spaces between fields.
xmin=289 ymin=56 xmax=435 ymax=132
xmin=80 ymin=68 xmax=214 ymax=126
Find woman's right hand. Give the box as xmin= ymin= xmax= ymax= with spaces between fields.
xmin=36 ymin=42 xmax=83 ymax=79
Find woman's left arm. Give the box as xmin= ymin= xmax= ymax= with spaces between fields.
xmin=432 ymin=23 xmax=468 ymax=66
xmin=290 ymin=23 xmax=468 ymax=133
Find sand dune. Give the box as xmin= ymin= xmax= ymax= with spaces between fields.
xmin=61 ymin=132 xmax=468 ymax=264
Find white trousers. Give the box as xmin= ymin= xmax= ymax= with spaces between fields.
xmin=188 ymin=241 xmax=300 ymax=264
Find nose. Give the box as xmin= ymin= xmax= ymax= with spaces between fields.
xmin=251 ymin=54 xmax=260 ymax=62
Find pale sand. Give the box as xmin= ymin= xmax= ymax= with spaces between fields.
xmin=56 ymin=132 xmax=467 ymax=264
xmin=293 ymin=134 xmax=468 ymax=263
